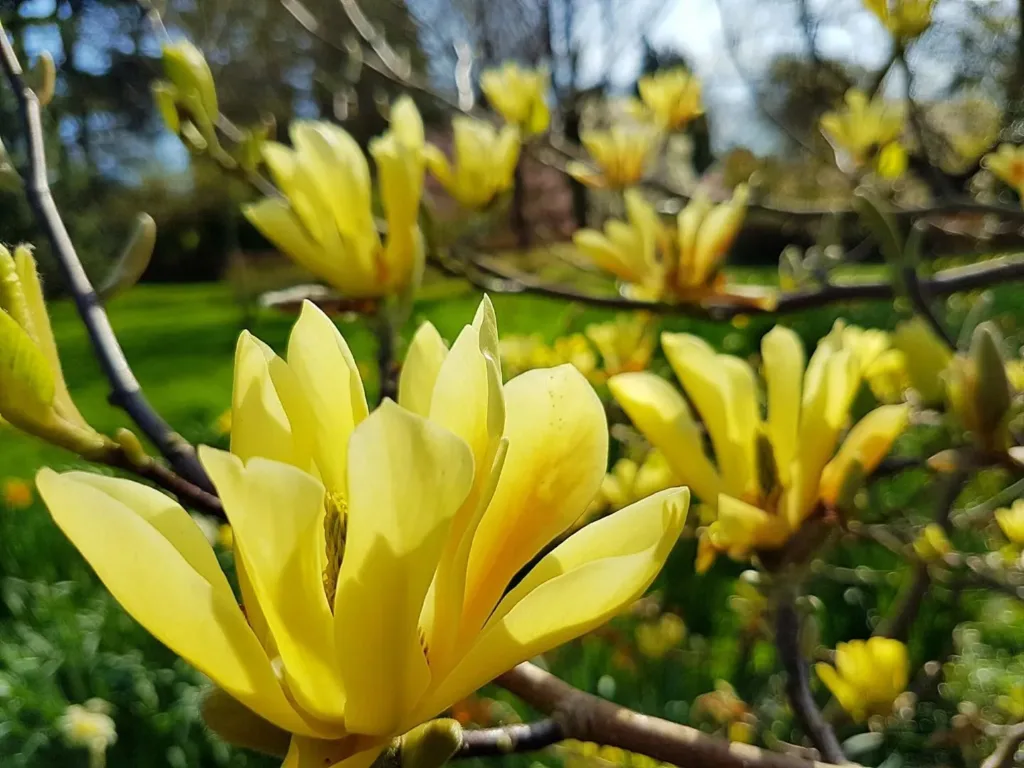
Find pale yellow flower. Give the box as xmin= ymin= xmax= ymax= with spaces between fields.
xmin=816 ymin=638 xmax=909 ymax=722
xmin=574 ymin=188 xmax=769 ymax=308
xmin=610 ymin=325 xmax=909 ymax=572
xmin=864 ymin=0 xmax=935 ymax=40
xmin=996 ymin=499 xmax=1024 ymax=545
xmin=585 ymin=314 xmax=658 ymax=377
xmin=244 ymin=98 xmax=425 ymax=298
xmin=892 ymin=317 xmax=952 ymax=406
xmin=498 ymin=333 xmax=597 ymax=381
xmin=0 ymin=245 xmax=108 ymax=458
xmin=638 ymin=69 xmax=703 ymax=131
xmin=674 ymin=186 xmax=749 ymax=295
xmin=983 ymin=144 xmax=1024 ymax=201
xmin=480 ymin=63 xmax=550 ymax=137
xmin=573 ymin=190 xmax=668 ymax=299
xmin=424 ymin=117 xmax=520 ymax=209
xmin=37 ymin=297 xmax=688 ymax=768
xmin=820 ymin=89 xmax=905 ymax=171
xmin=864 ymin=348 xmax=910 ymax=404
xmin=567 ymin=125 xmax=662 ymax=189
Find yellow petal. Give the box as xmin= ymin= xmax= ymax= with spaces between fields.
xmin=14 ymin=248 xmax=85 ymax=427
xmin=762 ymin=327 xmax=805 ymax=487
xmin=416 ymin=489 xmax=687 ymax=723
xmin=35 ymin=468 xmax=319 ymax=737
xmin=819 ymin=404 xmax=908 ymax=506
xmin=67 ymin=472 xmax=232 ymax=594
xmin=714 ymin=494 xmax=789 ymax=556
xmin=661 ymin=333 xmax=747 ymax=497
xmin=608 ymin=372 xmax=722 ymax=504
xmin=461 ymin=366 xmax=608 ymax=640
xmin=867 ymin=636 xmax=909 ymax=693
xmin=243 ymin=199 xmax=364 ymax=295
xmin=287 ymin=302 xmax=368 ymax=496
xmin=719 ymin=355 xmax=761 ymax=499
xmin=0 ymin=307 xmax=55 ymax=427
xmin=283 ymin=737 xmax=384 ymax=768
xmin=399 ymin=322 xmax=449 ymax=417
xmin=230 ymin=332 xmax=295 ymax=466
xmin=491 ymin=488 xmax=689 ymax=625
xmin=815 ymin=663 xmax=862 ymax=719
xmin=200 ymin=448 xmax=346 ymax=724
xmin=334 ymin=402 xmax=474 ymax=736
xmin=390 ymin=95 xmax=425 ymax=151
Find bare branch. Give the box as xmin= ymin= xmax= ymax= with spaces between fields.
xmin=456 ymin=719 xmax=564 ymax=758
xmin=874 ymin=470 xmax=966 ymax=642
xmin=982 ymin=722 xmax=1024 ymax=768
xmin=0 ymin=23 xmax=213 ymax=492
xmin=775 ymin=598 xmax=846 ymax=763
xmin=435 ymin=250 xmax=1024 ymax=320
xmin=496 ymin=662 xmax=843 ymax=768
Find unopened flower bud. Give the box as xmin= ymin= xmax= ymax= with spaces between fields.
xmin=162 ymin=40 xmax=218 ymax=121
xmin=99 ymin=213 xmax=156 ymax=301
xmin=970 ymin=322 xmax=1011 ymax=439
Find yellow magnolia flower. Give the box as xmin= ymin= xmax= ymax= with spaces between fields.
xmin=609 ymin=325 xmax=909 ymax=572
xmin=0 ymin=245 xmax=108 ymax=458
xmin=674 ymin=186 xmax=749 ymax=296
xmin=864 ymin=0 xmax=935 ymax=40
xmin=638 ymin=69 xmax=704 ymax=131
xmin=864 ymin=348 xmax=910 ymax=404
xmin=244 ymin=98 xmax=425 ymax=299
xmin=37 ymin=297 xmax=688 ymax=768
xmin=635 ymin=612 xmax=686 ymax=660
xmin=983 ymin=144 xmax=1024 ymax=201
xmin=820 ymin=89 xmax=905 ymax=172
xmin=892 ymin=317 xmax=952 ymax=406
xmin=585 ymin=314 xmax=657 ymax=378
xmin=995 ymin=500 xmax=1024 ymax=545
xmin=573 ymin=190 xmax=668 ymax=299
xmin=815 ymin=637 xmax=909 ymax=722
xmin=566 ymin=125 xmax=662 ymax=189
xmin=574 ymin=188 xmax=769 ymax=308
xmin=480 ymin=63 xmax=550 ymax=137
xmin=913 ymin=523 xmax=952 ymax=561
xmin=424 ymin=117 xmax=520 ymax=209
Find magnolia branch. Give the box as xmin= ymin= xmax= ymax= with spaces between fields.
xmin=439 ymin=250 xmax=1024 ymax=320
xmin=774 ymin=598 xmax=846 ymax=763
xmin=495 ymin=662 xmax=843 ymax=768
xmin=456 ymin=719 xmax=563 ymax=758
xmin=982 ymin=721 xmax=1024 ymax=768
xmin=0 ymin=24 xmax=213 ymax=492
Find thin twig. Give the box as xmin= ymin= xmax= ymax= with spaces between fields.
xmin=982 ymin=721 xmax=1024 ymax=768
xmin=437 ymin=251 xmax=1024 ymax=320
xmin=496 ymin=662 xmax=843 ymax=768
xmin=0 ymin=23 xmax=213 ymax=492
xmin=456 ymin=720 xmax=564 ymax=758
xmin=775 ymin=597 xmax=846 ymax=763
xmin=874 ymin=470 xmax=966 ymax=642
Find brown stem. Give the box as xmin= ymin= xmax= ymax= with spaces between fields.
xmin=774 ymin=598 xmax=846 ymax=763
xmin=456 ymin=719 xmax=563 ymax=758
xmin=497 ymin=662 xmax=845 ymax=768
xmin=0 ymin=23 xmax=213 ymax=492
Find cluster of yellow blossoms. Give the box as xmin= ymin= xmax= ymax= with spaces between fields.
xmin=820 ymin=89 xmax=907 ymax=179
xmin=36 ymin=298 xmax=688 ymax=768
xmin=573 ymin=188 xmax=768 ymax=307
xmin=567 ymin=68 xmax=703 ymax=190
xmin=609 ymin=321 xmax=909 ymax=572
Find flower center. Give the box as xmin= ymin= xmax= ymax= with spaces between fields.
xmin=322 ymin=492 xmax=347 ymax=608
